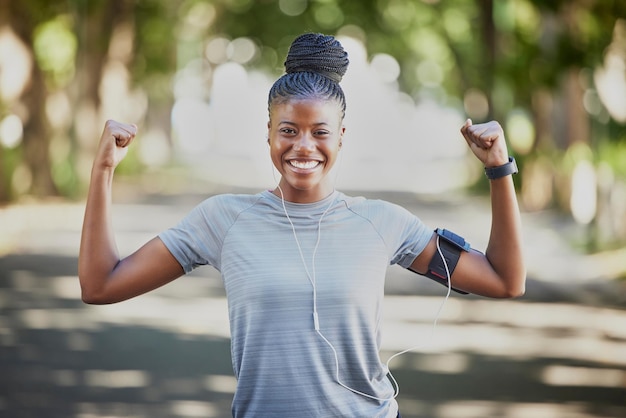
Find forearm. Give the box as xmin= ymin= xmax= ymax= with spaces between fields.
xmin=485 ymin=175 xmax=526 ymax=296
xmin=78 ymin=166 xmax=120 ymax=300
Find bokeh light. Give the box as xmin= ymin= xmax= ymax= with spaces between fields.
xmin=570 ymin=159 xmax=597 ymax=225
xmin=0 ymin=28 xmax=32 ymax=101
xmin=506 ymin=109 xmax=535 ymax=155
xmin=0 ymin=114 xmax=24 ymax=149
xmin=279 ymin=0 xmax=308 ymax=17
xmin=33 ymin=17 xmax=77 ymax=87
xmin=463 ymin=88 xmax=489 ymax=121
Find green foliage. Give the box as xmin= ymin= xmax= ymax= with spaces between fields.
xmin=51 ymin=157 xmax=79 ymax=199
xmin=597 ymin=139 xmax=626 ymax=178
xmin=33 ymin=16 xmax=77 ymax=88
xmin=0 ymin=147 xmax=21 ymax=201
xmin=134 ymin=1 xmax=180 ymax=80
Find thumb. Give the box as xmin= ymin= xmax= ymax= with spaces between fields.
xmin=460 ymin=118 xmax=473 ymax=139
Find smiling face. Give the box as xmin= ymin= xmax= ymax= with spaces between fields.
xmin=268 ymin=99 xmax=345 ymax=203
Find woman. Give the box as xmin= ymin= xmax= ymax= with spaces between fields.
xmin=79 ymin=33 xmax=525 ymax=417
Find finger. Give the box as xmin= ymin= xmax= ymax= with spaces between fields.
xmin=460 ymin=126 xmax=473 ymax=147
xmin=460 ymin=118 xmax=472 ymax=137
xmin=109 ymin=123 xmax=138 ymax=148
xmin=114 ymin=131 xmax=133 ymax=148
xmin=479 ymin=125 xmax=504 ymax=149
xmin=462 ymin=128 xmax=488 ymax=150
xmin=461 ymin=118 xmax=472 ymax=130
xmin=467 ymin=124 xmax=490 ymax=139
xmin=469 ymin=124 xmax=503 ymax=150
xmin=462 ymin=126 xmax=488 ymax=147
xmin=461 ymin=129 xmax=484 ymax=152
xmin=120 ymin=124 xmax=138 ymax=138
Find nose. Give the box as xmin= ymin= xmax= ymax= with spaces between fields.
xmin=293 ymin=132 xmax=316 ymax=152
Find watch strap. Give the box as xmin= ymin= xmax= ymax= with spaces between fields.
xmin=485 ymin=156 xmax=518 ymax=180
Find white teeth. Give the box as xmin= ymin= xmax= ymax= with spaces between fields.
xmin=289 ymin=160 xmax=320 ymax=169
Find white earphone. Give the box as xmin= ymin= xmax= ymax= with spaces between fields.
xmin=274 ymin=182 xmax=452 ymax=401
xmin=268 ymin=130 xmax=452 ymax=400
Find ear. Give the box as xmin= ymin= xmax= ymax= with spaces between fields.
xmin=267 ymin=121 xmax=271 ymax=146
xmin=339 ymin=125 xmax=346 ymax=148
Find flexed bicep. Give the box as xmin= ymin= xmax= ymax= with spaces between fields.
xmin=80 ymin=237 xmax=184 ymax=304
xmin=79 ymin=120 xmax=183 ymax=305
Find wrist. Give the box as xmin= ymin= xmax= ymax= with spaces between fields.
xmin=92 ymin=156 xmax=117 ymax=173
xmin=484 ymin=156 xmax=518 ymax=180
xmin=90 ymin=163 xmax=116 ymax=185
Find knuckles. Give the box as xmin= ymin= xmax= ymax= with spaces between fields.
xmin=103 ymin=119 xmax=137 ymax=138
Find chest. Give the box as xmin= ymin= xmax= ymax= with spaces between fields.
xmin=220 ymin=214 xmax=390 ymax=327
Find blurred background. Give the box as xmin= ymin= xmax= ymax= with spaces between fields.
xmin=0 ymin=0 xmax=625 ymax=417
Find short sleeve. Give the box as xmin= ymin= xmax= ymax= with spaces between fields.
xmin=345 ymin=197 xmax=432 ymax=269
xmin=386 ymin=203 xmax=432 ymax=268
xmin=158 ymin=196 xmax=233 ymax=274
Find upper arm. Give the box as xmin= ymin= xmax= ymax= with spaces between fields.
xmin=81 ymin=237 xmax=185 ymax=304
xmin=410 ymin=234 xmax=516 ymax=298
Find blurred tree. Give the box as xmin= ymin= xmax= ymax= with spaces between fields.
xmin=204 ymin=0 xmax=626 ymax=247
xmin=1 ymin=0 xmax=59 ymax=200
xmin=0 ymin=0 xmax=180 ymax=202
xmin=0 ymin=0 xmax=625 ymax=250
xmin=207 ymin=0 xmax=624 ymax=125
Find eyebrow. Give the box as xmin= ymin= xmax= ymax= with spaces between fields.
xmin=278 ymin=121 xmax=329 ymax=126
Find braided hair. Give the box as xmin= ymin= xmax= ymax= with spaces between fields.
xmin=268 ymin=33 xmax=349 ymax=119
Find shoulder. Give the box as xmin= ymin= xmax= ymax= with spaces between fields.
xmin=338 ymin=193 xmax=414 ymax=220
xmin=201 ymin=192 xmax=264 ymax=209
xmin=188 ymin=192 xmax=266 ymax=224
xmin=336 ymin=192 xmax=431 ymax=261
xmin=198 ymin=192 xmax=264 ymax=210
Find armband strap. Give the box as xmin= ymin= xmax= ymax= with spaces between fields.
xmin=424 ymin=228 xmax=470 ymax=295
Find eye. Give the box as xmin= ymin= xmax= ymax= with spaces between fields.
xmin=279 ymin=127 xmax=296 ymax=135
xmin=314 ymin=130 xmax=330 ymax=137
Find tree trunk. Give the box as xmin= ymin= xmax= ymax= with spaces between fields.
xmin=22 ymin=65 xmax=58 ymax=196
xmin=0 ymin=0 xmax=8 ymax=202
xmin=478 ymin=0 xmax=496 ymax=121
xmin=5 ymin=0 xmax=58 ymax=198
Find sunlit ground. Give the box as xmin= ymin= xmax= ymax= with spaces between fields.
xmin=1 ymin=191 xmax=625 ymax=418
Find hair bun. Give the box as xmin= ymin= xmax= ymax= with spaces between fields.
xmin=284 ymin=33 xmax=349 ymax=83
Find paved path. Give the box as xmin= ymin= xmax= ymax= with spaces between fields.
xmin=1 ymin=186 xmax=625 ymax=418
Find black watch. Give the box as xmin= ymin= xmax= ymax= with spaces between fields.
xmin=484 ymin=157 xmax=518 ymax=180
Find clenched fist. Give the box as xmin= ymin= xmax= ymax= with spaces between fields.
xmin=460 ymin=119 xmax=510 ymax=168
xmin=95 ymin=120 xmax=138 ymax=170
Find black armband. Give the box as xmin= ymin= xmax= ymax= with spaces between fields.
xmin=424 ymin=228 xmax=470 ymax=295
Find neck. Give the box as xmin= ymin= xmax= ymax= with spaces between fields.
xmin=273 ymin=180 xmax=334 ymax=203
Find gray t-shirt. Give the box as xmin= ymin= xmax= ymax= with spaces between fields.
xmin=159 ymin=190 xmax=431 ymax=417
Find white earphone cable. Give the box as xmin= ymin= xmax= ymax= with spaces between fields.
xmin=385 ymin=236 xmax=452 ymax=367
xmin=269 ymin=137 xmax=452 ymax=400
xmin=275 ymin=182 xmax=453 ymax=401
